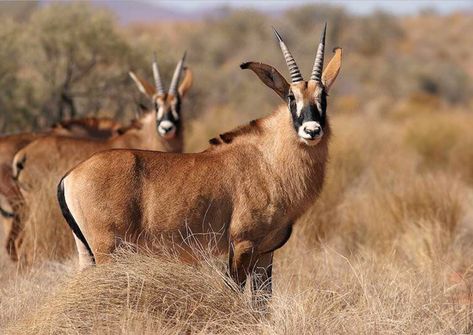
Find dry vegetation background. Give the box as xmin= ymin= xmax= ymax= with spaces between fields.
xmin=1 ymin=2 xmax=473 ymax=334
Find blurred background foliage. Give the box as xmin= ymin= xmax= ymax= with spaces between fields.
xmin=0 ymin=1 xmax=472 ymax=138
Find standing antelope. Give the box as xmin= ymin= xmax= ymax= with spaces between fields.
xmin=11 ymin=53 xmax=192 ymax=261
xmin=0 ymin=117 xmax=123 ymax=260
xmin=59 ymin=26 xmax=341 ymax=304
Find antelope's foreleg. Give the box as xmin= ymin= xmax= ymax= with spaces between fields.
xmin=5 ymin=212 xmax=21 ymax=262
xmin=227 ymin=239 xmax=255 ymax=292
xmin=251 ymin=252 xmax=273 ymax=311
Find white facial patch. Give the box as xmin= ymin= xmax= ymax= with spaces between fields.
xmin=171 ymin=107 xmax=179 ymax=120
xmin=313 ymin=86 xmax=323 ymax=116
xmin=293 ymin=89 xmax=305 ymax=117
xmin=158 ymin=120 xmax=176 ymax=139
xmin=157 ymin=106 xmax=165 ymax=120
xmin=296 ymin=99 xmax=304 ymax=117
xmin=298 ymin=121 xmax=323 ymax=146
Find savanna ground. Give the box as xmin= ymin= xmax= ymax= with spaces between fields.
xmin=2 ymin=108 xmax=473 ymax=334
xmin=1 ymin=2 xmax=473 ymax=334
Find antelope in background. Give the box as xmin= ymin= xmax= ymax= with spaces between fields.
xmin=58 ymin=25 xmax=341 ymax=307
xmin=10 ymin=53 xmax=192 ymax=262
xmin=0 ymin=117 xmax=123 ymax=261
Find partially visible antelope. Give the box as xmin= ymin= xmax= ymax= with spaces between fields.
xmin=0 ymin=117 xmax=123 ymax=260
xmin=11 ymin=53 xmax=192 ymax=262
xmin=59 ymin=26 xmax=341 ymax=306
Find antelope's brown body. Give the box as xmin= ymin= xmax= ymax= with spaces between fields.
xmin=61 ymin=107 xmax=330 ymax=266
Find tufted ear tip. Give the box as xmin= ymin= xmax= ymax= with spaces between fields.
xmin=240 ymin=62 xmax=251 ymax=70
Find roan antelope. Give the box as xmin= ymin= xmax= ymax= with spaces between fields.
xmin=11 ymin=53 xmax=192 ymax=262
xmin=59 ymin=26 xmax=341 ymax=305
xmin=0 ymin=117 xmax=123 ymax=260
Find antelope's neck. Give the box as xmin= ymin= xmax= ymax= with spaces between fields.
xmin=159 ymin=131 xmax=184 ymax=153
xmin=260 ymin=106 xmax=330 ymax=214
xmin=110 ymin=113 xmax=182 ymax=152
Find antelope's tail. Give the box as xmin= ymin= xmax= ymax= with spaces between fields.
xmin=57 ymin=176 xmax=95 ymax=264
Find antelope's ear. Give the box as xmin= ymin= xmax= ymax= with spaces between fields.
xmin=178 ymin=67 xmax=193 ymax=97
xmin=322 ymin=48 xmax=342 ymax=93
xmin=129 ymin=71 xmax=156 ymax=98
xmin=240 ymin=62 xmax=289 ymax=100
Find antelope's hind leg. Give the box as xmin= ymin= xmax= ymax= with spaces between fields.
xmin=74 ymin=235 xmax=94 ymax=269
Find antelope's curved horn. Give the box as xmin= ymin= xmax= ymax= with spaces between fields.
xmin=310 ymin=22 xmax=327 ymax=82
xmin=152 ymin=52 xmax=165 ymax=96
xmin=273 ymin=28 xmax=303 ymax=83
xmin=168 ymin=51 xmax=187 ymax=96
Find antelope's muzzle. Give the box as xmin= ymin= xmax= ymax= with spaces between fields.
xmin=298 ymin=121 xmax=323 ymax=144
xmin=158 ymin=120 xmax=176 ymax=139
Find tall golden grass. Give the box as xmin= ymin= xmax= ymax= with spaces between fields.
xmin=2 ymin=108 xmax=473 ymax=333
xmin=16 ymin=166 xmax=76 ymax=265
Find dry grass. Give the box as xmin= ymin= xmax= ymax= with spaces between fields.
xmin=2 ymin=110 xmax=473 ymax=334
xmin=16 ymin=165 xmax=76 ymax=265
xmin=405 ymin=110 xmax=473 ymax=184
xmin=4 ymin=233 xmax=473 ymax=334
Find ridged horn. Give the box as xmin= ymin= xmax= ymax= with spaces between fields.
xmin=273 ymin=27 xmax=303 ymax=83
xmin=310 ymin=22 xmax=327 ymax=82
xmin=168 ymin=51 xmax=187 ymax=96
xmin=152 ymin=52 xmax=165 ymax=96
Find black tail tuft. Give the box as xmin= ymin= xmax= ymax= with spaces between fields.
xmin=57 ymin=176 xmax=95 ymax=263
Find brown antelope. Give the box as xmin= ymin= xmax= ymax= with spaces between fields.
xmin=58 ymin=26 xmax=341 ymax=305
xmin=11 ymin=53 xmax=192 ymax=261
xmin=0 ymin=117 xmax=123 ymax=260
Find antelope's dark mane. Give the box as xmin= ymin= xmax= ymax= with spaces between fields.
xmin=209 ymin=119 xmax=263 ymax=147
xmin=52 ymin=117 xmax=121 ymax=131
xmin=116 ymin=119 xmax=143 ymax=135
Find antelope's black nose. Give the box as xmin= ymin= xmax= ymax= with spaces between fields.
xmin=159 ymin=121 xmax=175 ymax=132
xmin=304 ymin=126 xmax=321 ymax=138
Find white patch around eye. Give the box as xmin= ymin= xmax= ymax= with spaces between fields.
xmin=313 ymin=86 xmax=323 ymax=116
xmin=157 ymin=106 xmax=164 ymax=120
xmin=296 ymin=99 xmax=304 ymax=117
xmin=172 ymin=107 xmax=179 ymax=120
xmin=293 ymin=89 xmax=304 ymax=117
xmin=316 ymin=101 xmax=322 ymax=115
